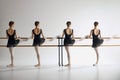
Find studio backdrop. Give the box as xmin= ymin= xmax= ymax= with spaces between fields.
xmin=0 ymin=0 xmax=120 ymax=66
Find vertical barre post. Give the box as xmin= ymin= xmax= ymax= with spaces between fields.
xmin=58 ymin=38 xmax=61 ymax=66
xmin=61 ymin=38 xmax=64 ymax=66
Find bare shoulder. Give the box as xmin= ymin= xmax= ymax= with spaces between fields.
xmin=91 ymin=29 xmax=94 ymax=32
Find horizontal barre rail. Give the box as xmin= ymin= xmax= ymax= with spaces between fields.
xmin=0 ymin=45 xmax=120 ymax=47
xmin=0 ymin=37 xmax=120 ymax=39
xmin=0 ymin=37 xmax=53 ymax=39
xmin=0 ymin=45 xmax=58 ymax=47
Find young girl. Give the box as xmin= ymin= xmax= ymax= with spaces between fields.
xmin=62 ymin=21 xmax=75 ymax=66
xmin=32 ymin=21 xmax=45 ymax=67
xmin=6 ymin=21 xmax=20 ymax=67
xmin=88 ymin=21 xmax=103 ymax=66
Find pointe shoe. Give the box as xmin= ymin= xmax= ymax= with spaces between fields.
xmin=34 ymin=64 xmax=40 ymax=67
xmin=7 ymin=64 xmax=14 ymax=67
xmin=64 ymin=64 xmax=71 ymax=67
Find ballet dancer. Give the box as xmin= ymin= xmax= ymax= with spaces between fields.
xmin=87 ymin=21 xmax=103 ymax=66
xmin=6 ymin=21 xmax=20 ymax=67
xmin=61 ymin=21 xmax=75 ymax=67
xmin=32 ymin=21 xmax=45 ymax=67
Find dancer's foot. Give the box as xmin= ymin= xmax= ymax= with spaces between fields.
xmin=64 ymin=64 xmax=71 ymax=67
xmin=34 ymin=64 xmax=40 ymax=67
xmin=7 ymin=64 xmax=14 ymax=67
xmin=93 ymin=63 xmax=98 ymax=66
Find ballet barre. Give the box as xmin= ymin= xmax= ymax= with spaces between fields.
xmin=0 ymin=36 xmax=120 ymax=39
xmin=0 ymin=45 xmax=59 ymax=47
xmin=0 ymin=37 xmax=53 ymax=39
xmin=0 ymin=45 xmax=120 ymax=47
xmin=0 ymin=37 xmax=63 ymax=66
xmin=0 ymin=37 xmax=120 ymax=66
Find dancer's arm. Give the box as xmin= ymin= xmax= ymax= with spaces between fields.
xmin=39 ymin=29 xmax=45 ymax=39
xmin=31 ymin=31 xmax=34 ymax=39
xmin=6 ymin=30 xmax=8 ymax=38
xmin=72 ymin=29 xmax=75 ymax=39
xmin=99 ymin=30 xmax=102 ymax=38
xmin=62 ymin=30 xmax=65 ymax=39
xmin=89 ymin=30 xmax=93 ymax=38
xmin=41 ymin=31 xmax=45 ymax=39
xmin=14 ymin=30 xmax=19 ymax=39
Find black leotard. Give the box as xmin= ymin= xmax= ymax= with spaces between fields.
xmin=6 ymin=30 xmax=20 ymax=47
xmin=64 ymin=29 xmax=75 ymax=46
xmin=92 ymin=29 xmax=103 ymax=48
xmin=32 ymin=29 xmax=45 ymax=46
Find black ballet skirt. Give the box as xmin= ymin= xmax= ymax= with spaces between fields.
xmin=64 ymin=29 xmax=75 ymax=46
xmin=92 ymin=30 xmax=104 ymax=48
xmin=6 ymin=30 xmax=20 ymax=47
xmin=32 ymin=29 xmax=45 ymax=46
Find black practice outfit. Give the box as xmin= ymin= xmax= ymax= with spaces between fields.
xmin=6 ymin=30 xmax=20 ymax=47
xmin=64 ymin=29 xmax=75 ymax=46
xmin=32 ymin=29 xmax=45 ymax=46
xmin=92 ymin=29 xmax=104 ymax=48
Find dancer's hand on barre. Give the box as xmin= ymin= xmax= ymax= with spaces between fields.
xmin=48 ymin=35 xmax=61 ymax=41
xmin=23 ymin=37 xmax=29 ymax=41
xmin=78 ymin=35 xmax=90 ymax=41
xmin=47 ymin=35 xmax=63 ymax=41
xmin=46 ymin=37 xmax=53 ymax=41
xmin=57 ymin=35 xmax=61 ymax=39
xmin=17 ymin=37 xmax=30 ymax=41
xmin=105 ymin=35 xmax=118 ymax=41
xmin=85 ymin=35 xmax=90 ymax=39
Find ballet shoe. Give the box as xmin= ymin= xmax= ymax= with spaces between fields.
xmin=7 ymin=64 xmax=14 ymax=67
xmin=64 ymin=64 xmax=71 ymax=67
xmin=93 ymin=64 xmax=98 ymax=66
xmin=34 ymin=64 xmax=40 ymax=67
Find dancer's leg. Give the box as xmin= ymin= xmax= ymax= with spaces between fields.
xmin=7 ymin=47 xmax=14 ymax=67
xmin=93 ymin=48 xmax=99 ymax=66
xmin=34 ymin=46 xmax=40 ymax=67
xmin=65 ymin=46 xmax=71 ymax=66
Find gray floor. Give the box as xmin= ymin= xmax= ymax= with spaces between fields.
xmin=0 ymin=65 xmax=120 ymax=80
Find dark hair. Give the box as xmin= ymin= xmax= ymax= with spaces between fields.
xmin=66 ymin=21 xmax=71 ymax=27
xmin=35 ymin=21 xmax=39 ymax=27
xmin=94 ymin=21 xmax=99 ymax=27
xmin=9 ymin=21 xmax=14 ymax=27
